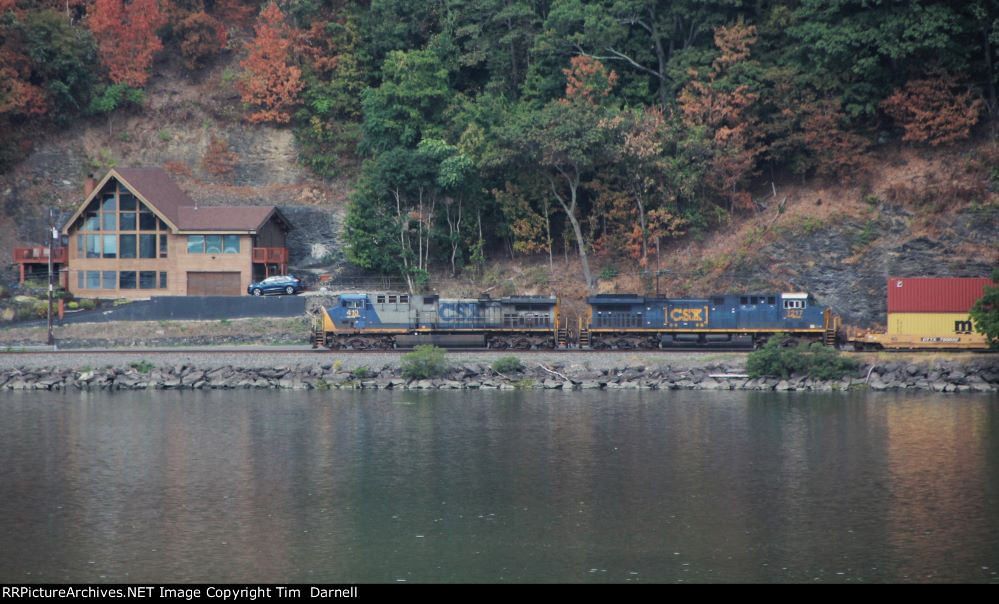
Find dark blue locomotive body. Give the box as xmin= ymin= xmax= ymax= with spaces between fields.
xmin=584 ymin=292 xmax=837 ymax=349
xmin=314 ymin=292 xmax=561 ymax=349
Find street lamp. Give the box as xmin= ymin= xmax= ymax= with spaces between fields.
xmin=47 ymin=208 xmax=58 ymax=347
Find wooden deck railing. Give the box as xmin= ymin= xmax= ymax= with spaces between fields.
xmin=252 ymin=247 xmax=288 ymax=264
xmin=14 ymin=246 xmax=67 ymax=264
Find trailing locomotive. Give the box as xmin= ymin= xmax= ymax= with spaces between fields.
xmin=581 ymin=292 xmax=840 ymax=349
xmin=311 ymin=292 xmax=562 ymax=349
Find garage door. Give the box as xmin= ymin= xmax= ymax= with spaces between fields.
xmin=187 ymin=272 xmax=241 ymax=296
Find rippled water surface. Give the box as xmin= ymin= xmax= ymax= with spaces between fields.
xmin=1 ymin=389 xmax=997 ymax=583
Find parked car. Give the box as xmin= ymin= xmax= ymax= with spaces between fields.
xmin=248 ymin=275 xmax=303 ymax=296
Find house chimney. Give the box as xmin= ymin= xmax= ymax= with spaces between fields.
xmin=83 ymin=173 xmax=96 ymax=198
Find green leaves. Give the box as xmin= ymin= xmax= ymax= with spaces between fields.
xmin=970 ymin=267 xmax=999 ymax=348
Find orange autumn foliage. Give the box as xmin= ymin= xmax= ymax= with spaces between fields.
xmin=678 ymin=23 xmax=763 ymax=211
xmin=176 ymin=10 xmax=227 ymax=70
xmin=0 ymin=48 xmax=46 ymax=117
xmin=202 ymin=135 xmax=238 ymax=178
xmin=881 ymin=69 xmax=984 ymax=146
xmin=296 ymin=19 xmax=342 ymax=76
xmin=237 ymin=2 xmax=303 ymax=124
xmin=563 ymin=55 xmax=618 ymax=104
xmin=88 ymin=0 xmax=167 ymax=87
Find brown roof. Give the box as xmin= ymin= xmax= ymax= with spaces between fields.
xmin=64 ymin=167 xmax=284 ymax=233
xmin=115 ymin=167 xmax=196 ymax=226
xmin=176 ymin=206 xmax=278 ymax=231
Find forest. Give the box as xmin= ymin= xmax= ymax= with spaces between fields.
xmin=1 ymin=0 xmax=996 ymax=292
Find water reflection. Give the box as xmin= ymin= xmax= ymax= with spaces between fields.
xmin=0 ymin=390 xmax=996 ymax=583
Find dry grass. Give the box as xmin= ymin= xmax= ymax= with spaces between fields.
xmin=427 ymin=140 xmax=999 ymax=310
xmin=0 ymin=317 xmax=307 ymax=345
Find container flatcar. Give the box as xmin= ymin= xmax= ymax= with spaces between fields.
xmin=581 ymin=292 xmax=840 ymax=349
xmin=311 ymin=293 xmax=562 ymax=349
xmin=852 ymin=277 xmax=991 ymax=350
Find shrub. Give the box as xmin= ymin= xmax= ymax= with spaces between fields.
xmin=599 ymin=266 xmax=619 ymax=281
xmin=492 ymin=356 xmax=524 ymax=374
xmin=129 ymin=360 xmax=154 ymax=374
xmin=401 ymin=345 xmax=449 ymax=380
xmin=747 ymin=334 xmax=858 ymax=380
xmin=352 ymin=365 xmax=371 ymax=379
xmin=32 ymin=300 xmax=49 ymax=318
xmin=78 ymin=299 xmax=97 ymax=311
xmin=67 ymin=301 xmax=79 ymax=310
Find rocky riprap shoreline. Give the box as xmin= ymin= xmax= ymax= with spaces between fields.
xmin=1 ymin=359 xmax=996 ymax=393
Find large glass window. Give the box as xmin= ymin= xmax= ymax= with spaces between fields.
xmin=102 ymin=271 xmax=115 ymax=289
xmin=139 ymin=234 xmax=156 ymax=258
xmin=139 ymin=210 xmax=157 ymax=231
xmin=120 ymin=212 xmax=136 ymax=230
xmin=86 ymin=235 xmax=100 ymax=258
xmin=119 ymin=271 xmax=136 ymax=289
xmin=205 ymin=235 xmax=222 ymax=254
xmin=86 ymin=271 xmax=101 ymax=289
xmin=102 ymin=235 xmax=116 ymax=258
xmin=74 ymin=181 xmax=173 ymax=263
xmin=120 ymin=234 xmax=136 ymax=258
xmin=159 ymin=272 xmax=167 ymax=289
xmin=223 ymin=235 xmax=240 ymax=254
xmin=77 ymin=271 xmax=84 ymax=289
xmin=139 ymin=271 xmax=157 ymax=289
xmin=187 ymin=235 xmax=205 ymax=253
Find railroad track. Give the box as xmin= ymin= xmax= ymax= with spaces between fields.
xmin=1 ymin=346 xmax=991 ymax=355
xmin=0 ymin=346 xmax=754 ymax=355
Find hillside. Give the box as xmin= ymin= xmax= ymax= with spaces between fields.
xmin=1 ymin=1 xmax=998 ymax=332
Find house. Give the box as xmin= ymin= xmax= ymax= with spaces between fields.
xmin=58 ymin=167 xmax=291 ymax=298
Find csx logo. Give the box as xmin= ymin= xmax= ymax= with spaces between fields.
xmin=670 ymin=308 xmax=704 ymax=322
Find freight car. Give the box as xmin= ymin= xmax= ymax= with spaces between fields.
xmin=311 ymin=292 xmax=564 ymax=349
xmin=850 ymin=277 xmax=991 ymax=351
xmin=580 ymin=292 xmax=840 ymax=349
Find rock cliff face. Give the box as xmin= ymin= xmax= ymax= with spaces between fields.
xmin=711 ymin=203 xmax=998 ymax=327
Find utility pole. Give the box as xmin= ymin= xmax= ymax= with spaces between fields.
xmin=47 ymin=209 xmax=56 ymax=347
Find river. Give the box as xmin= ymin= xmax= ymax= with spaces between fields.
xmin=0 ymin=389 xmax=997 ymax=583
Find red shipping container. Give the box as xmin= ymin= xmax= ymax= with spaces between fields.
xmin=886 ymin=277 xmax=993 ymax=313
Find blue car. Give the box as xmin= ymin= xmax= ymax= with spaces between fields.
xmin=248 ymin=275 xmax=303 ymax=296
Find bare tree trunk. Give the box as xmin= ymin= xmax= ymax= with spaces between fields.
xmin=423 ymin=195 xmax=436 ymax=274
xmin=549 ymin=172 xmax=594 ymax=294
xmin=542 ymin=197 xmax=553 ymax=275
xmin=445 ymin=198 xmax=462 ymax=276
xmin=395 ymin=189 xmax=414 ymax=293
xmin=632 ymin=185 xmax=648 ymax=266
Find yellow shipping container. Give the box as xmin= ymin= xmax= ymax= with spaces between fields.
xmin=855 ymin=312 xmax=988 ymax=350
xmin=887 ymin=313 xmax=978 ymax=336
